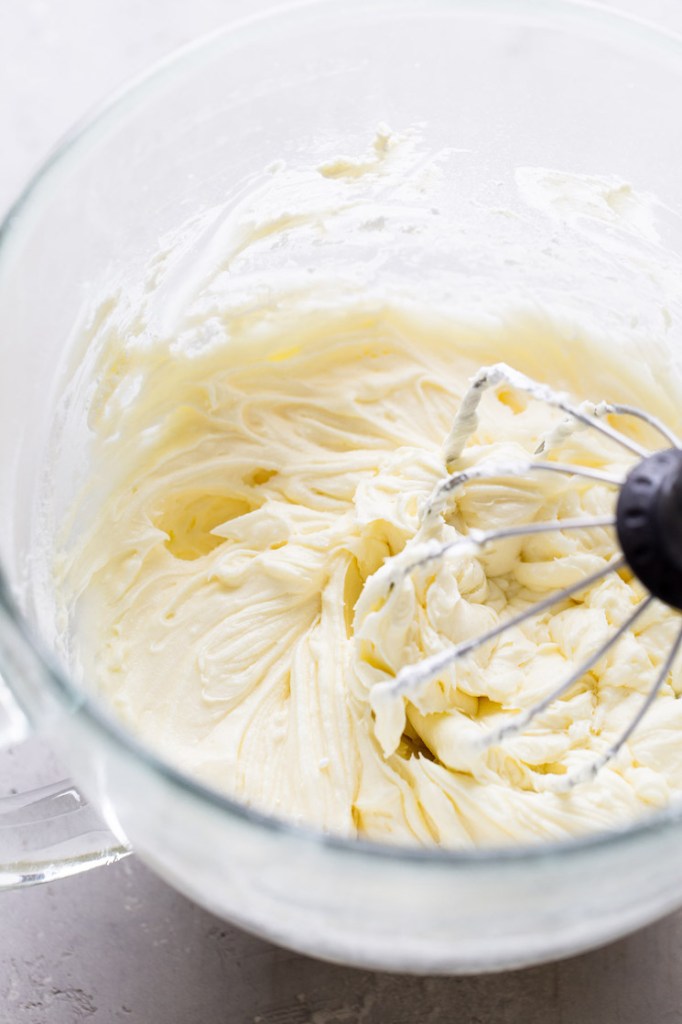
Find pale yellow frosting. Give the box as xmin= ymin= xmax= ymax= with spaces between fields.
xmin=56 ymin=295 xmax=682 ymax=846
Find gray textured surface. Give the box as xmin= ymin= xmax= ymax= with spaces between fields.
xmin=3 ymin=861 xmax=682 ymax=1024
xmin=3 ymin=1 xmax=682 ymax=1021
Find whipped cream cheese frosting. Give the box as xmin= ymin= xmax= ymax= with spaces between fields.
xmin=54 ymin=132 xmax=682 ymax=846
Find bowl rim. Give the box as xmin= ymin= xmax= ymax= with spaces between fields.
xmin=4 ymin=0 xmax=682 ymax=866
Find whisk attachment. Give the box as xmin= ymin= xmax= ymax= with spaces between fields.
xmin=376 ymin=363 xmax=682 ymax=789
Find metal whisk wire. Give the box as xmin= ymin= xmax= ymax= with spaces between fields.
xmin=379 ymin=363 xmax=682 ymax=789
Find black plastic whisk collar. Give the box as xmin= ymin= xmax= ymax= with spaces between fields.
xmin=616 ymin=448 xmax=682 ymax=611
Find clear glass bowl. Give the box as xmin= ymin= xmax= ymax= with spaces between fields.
xmin=3 ymin=0 xmax=682 ymax=974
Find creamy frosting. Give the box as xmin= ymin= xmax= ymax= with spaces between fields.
xmin=53 ymin=131 xmax=682 ymax=847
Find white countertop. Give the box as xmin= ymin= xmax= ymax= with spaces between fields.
xmin=3 ymin=1 xmax=682 ymax=1020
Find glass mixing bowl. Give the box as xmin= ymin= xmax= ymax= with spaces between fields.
xmin=3 ymin=0 xmax=682 ymax=974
